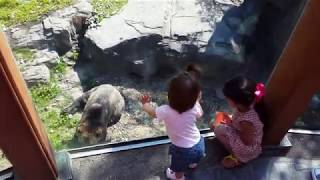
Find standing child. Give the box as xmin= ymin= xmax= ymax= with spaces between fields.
xmin=140 ymin=64 xmax=205 ymax=180
xmin=211 ymin=76 xmax=266 ymax=168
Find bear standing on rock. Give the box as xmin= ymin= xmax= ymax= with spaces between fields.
xmin=65 ymin=84 xmax=125 ymax=145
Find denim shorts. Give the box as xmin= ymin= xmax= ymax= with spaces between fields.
xmin=169 ymin=137 xmax=205 ymax=172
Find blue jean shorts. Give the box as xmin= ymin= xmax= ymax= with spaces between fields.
xmin=169 ymin=137 xmax=205 ymax=172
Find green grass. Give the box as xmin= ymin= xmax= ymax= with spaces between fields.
xmin=13 ymin=47 xmax=35 ymax=61
xmin=51 ymin=58 xmax=67 ymax=74
xmin=40 ymin=108 xmax=79 ymax=150
xmin=30 ymin=82 xmax=60 ymax=108
xmin=31 ymin=80 xmax=80 ymax=150
xmin=0 ymin=0 xmax=73 ymax=27
xmin=92 ymin=0 xmax=128 ymax=22
xmin=30 ymin=61 xmax=80 ymax=150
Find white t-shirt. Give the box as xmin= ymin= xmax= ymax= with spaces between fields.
xmin=155 ymin=102 xmax=203 ymax=148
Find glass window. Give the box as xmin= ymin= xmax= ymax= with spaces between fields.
xmin=1 ymin=0 xmax=308 ymax=150
xmin=294 ymin=93 xmax=320 ymax=130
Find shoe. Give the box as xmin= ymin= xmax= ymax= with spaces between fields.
xmin=188 ymin=163 xmax=198 ymax=169
xmin=166 ymin=168 xmax=185 ymax=180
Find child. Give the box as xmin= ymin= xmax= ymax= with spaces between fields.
xmin=140 ymin=64 xmax=205 ymax=180
xmin=211 ymin=76 xmax=265 ymax=168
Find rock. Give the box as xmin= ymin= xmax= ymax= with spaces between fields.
xmin=216 ymin=0 xmax=244 ymax=6
xmin=120 ymin=88 xmax=142 ymax=102
xmin=10 ymin=24 xmax=47 ymax=49
xmin=23 ymin=1 xmax=93 ymax=56
xmin=64 ymin=51 xmax=74 ymax=59
xmin=82 ymin=0 xmax=251 ymax=81
xmin=31 ymin=49 xmax=60 ymax=67
xmin=73 ymin=1 xmax=93 ymax=16
xmin=22 ymin=65 xmax=50 ymax=87
xmin=64 ymin=50 xmax=77 ymax=65
xmin=69 ymin=88 xmax=83 ymax=101
xmin=48 ymin=1 xmax=93 ymax=38
xmin=63 ymin=69 xmax=81 ymax=88
xmin=10 ymin=0 xmax=93 ymax=53
xmin=72 ymin=1 xmax=93 ymax=36
xmin=43 ymin=17 xmax=73 ymax=55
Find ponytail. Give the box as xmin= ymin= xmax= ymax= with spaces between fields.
xmin=253 ymin=83 xmax=268 ymax=131
xmin=254 ymin=98 xmax=268 ymax=131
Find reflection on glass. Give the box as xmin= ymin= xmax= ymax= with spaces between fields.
xmin=294 ymin=93 xmax=320 ymax=130
xmin=0 ymin=149 xmax=12 ymax=171
xmin=1 ymin=0 xmax=307 ymax=150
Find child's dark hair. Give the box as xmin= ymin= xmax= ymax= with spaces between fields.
xmin=223 ymin=76 xmax=267 ymax=127
xmin=168 ymin=64 xmax=202 ymax=113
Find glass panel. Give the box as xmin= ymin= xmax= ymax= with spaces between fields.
xmin=294 ymin=93 xmax=320 ymax=130
xmin=0 ymin=149 xmax=12 ymax=171
xmin=1 ymin=0 xmax=308 ymax=150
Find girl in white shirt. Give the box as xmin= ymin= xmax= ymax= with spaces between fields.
xmin=141 ymin=64 xmax=205 ymax=180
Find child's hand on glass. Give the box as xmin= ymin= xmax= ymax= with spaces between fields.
xmin=140 ymin=94 xmax=156 ymax=118
xmin=140 ymin=94 xmax=151 ymax=105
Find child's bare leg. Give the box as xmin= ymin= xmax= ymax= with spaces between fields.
xmin=214 ymin=125 xmax=232 ymax=152
xmin=166 ymin=168 xmax=185 ymax=180
xmin=214 ymin=125 xmax=242 ymax=168
xmin=175 ymin=172 xmax=184 ymax=179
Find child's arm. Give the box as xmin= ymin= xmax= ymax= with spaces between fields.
xmin=195 ymin=91 xmax=203 ymax=119
xmin=140 ymin=94 xmax=156 ymax=118
xmin=195 ymin=101 xmax=203 ymax=119
xmin=239 ymin=121 xmax=255 ymax=146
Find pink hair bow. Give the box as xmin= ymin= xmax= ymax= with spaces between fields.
xmin=255 ymin=83 xmax=265 ymax=103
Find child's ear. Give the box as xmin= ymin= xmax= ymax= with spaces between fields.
xmin=198 ymin=91 xmax=202 ymax=101
xmin=226 ymin=98 xmax=237 ymax=108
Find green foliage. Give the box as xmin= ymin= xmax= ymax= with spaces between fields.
xmin=40 ymin=108 xmax=79 ymax=150
xmin=51 ymin=59 xmax=67 ymax=75
xmin=31 ymin=81 xmax=80 ymax=150
xmin=30 ymin=82 xmax=60 ymax=108
xmin=29 ymin=59 xmax=80 ymax=150
xmin=29 ymin=55 xmax=82 ymax=150
xmin=13 ymin=47 xmax=35 ymax=61
xmin=0 ymin=0 xmax=73 ymax=27
xmin=92 ymin=0 xmax=128 ymax=22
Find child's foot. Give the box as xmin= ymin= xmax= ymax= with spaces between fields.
xmin=166 ymin=168 xmax=185 ymax=180
xmin=188 ymin=163 xmax=198 ymax=169
xmin=221 ymin=154 xmax=241 ymax=168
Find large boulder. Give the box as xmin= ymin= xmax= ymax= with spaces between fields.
xmin=10 ymin=24 xmax=47 ymax=50
xmin=22 ymin=65 xmax=50 ymax=87
xmin=9 ymin=1 xmax=93 ymax=55
xmin=43 ymin=17 xmax=73 ymax=56
xmin=82 ymin=0 xmax=255 ymax=83
xmin=31 ymin=49 xmax=60 ymax=68
xmin=43 ymin=1 xmax=93 ymax=55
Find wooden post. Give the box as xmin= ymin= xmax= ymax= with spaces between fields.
xmin=263 ymin=0 xmax=320 ymax=145
xmin=0 ymin=32 xmax=57 ymax=179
